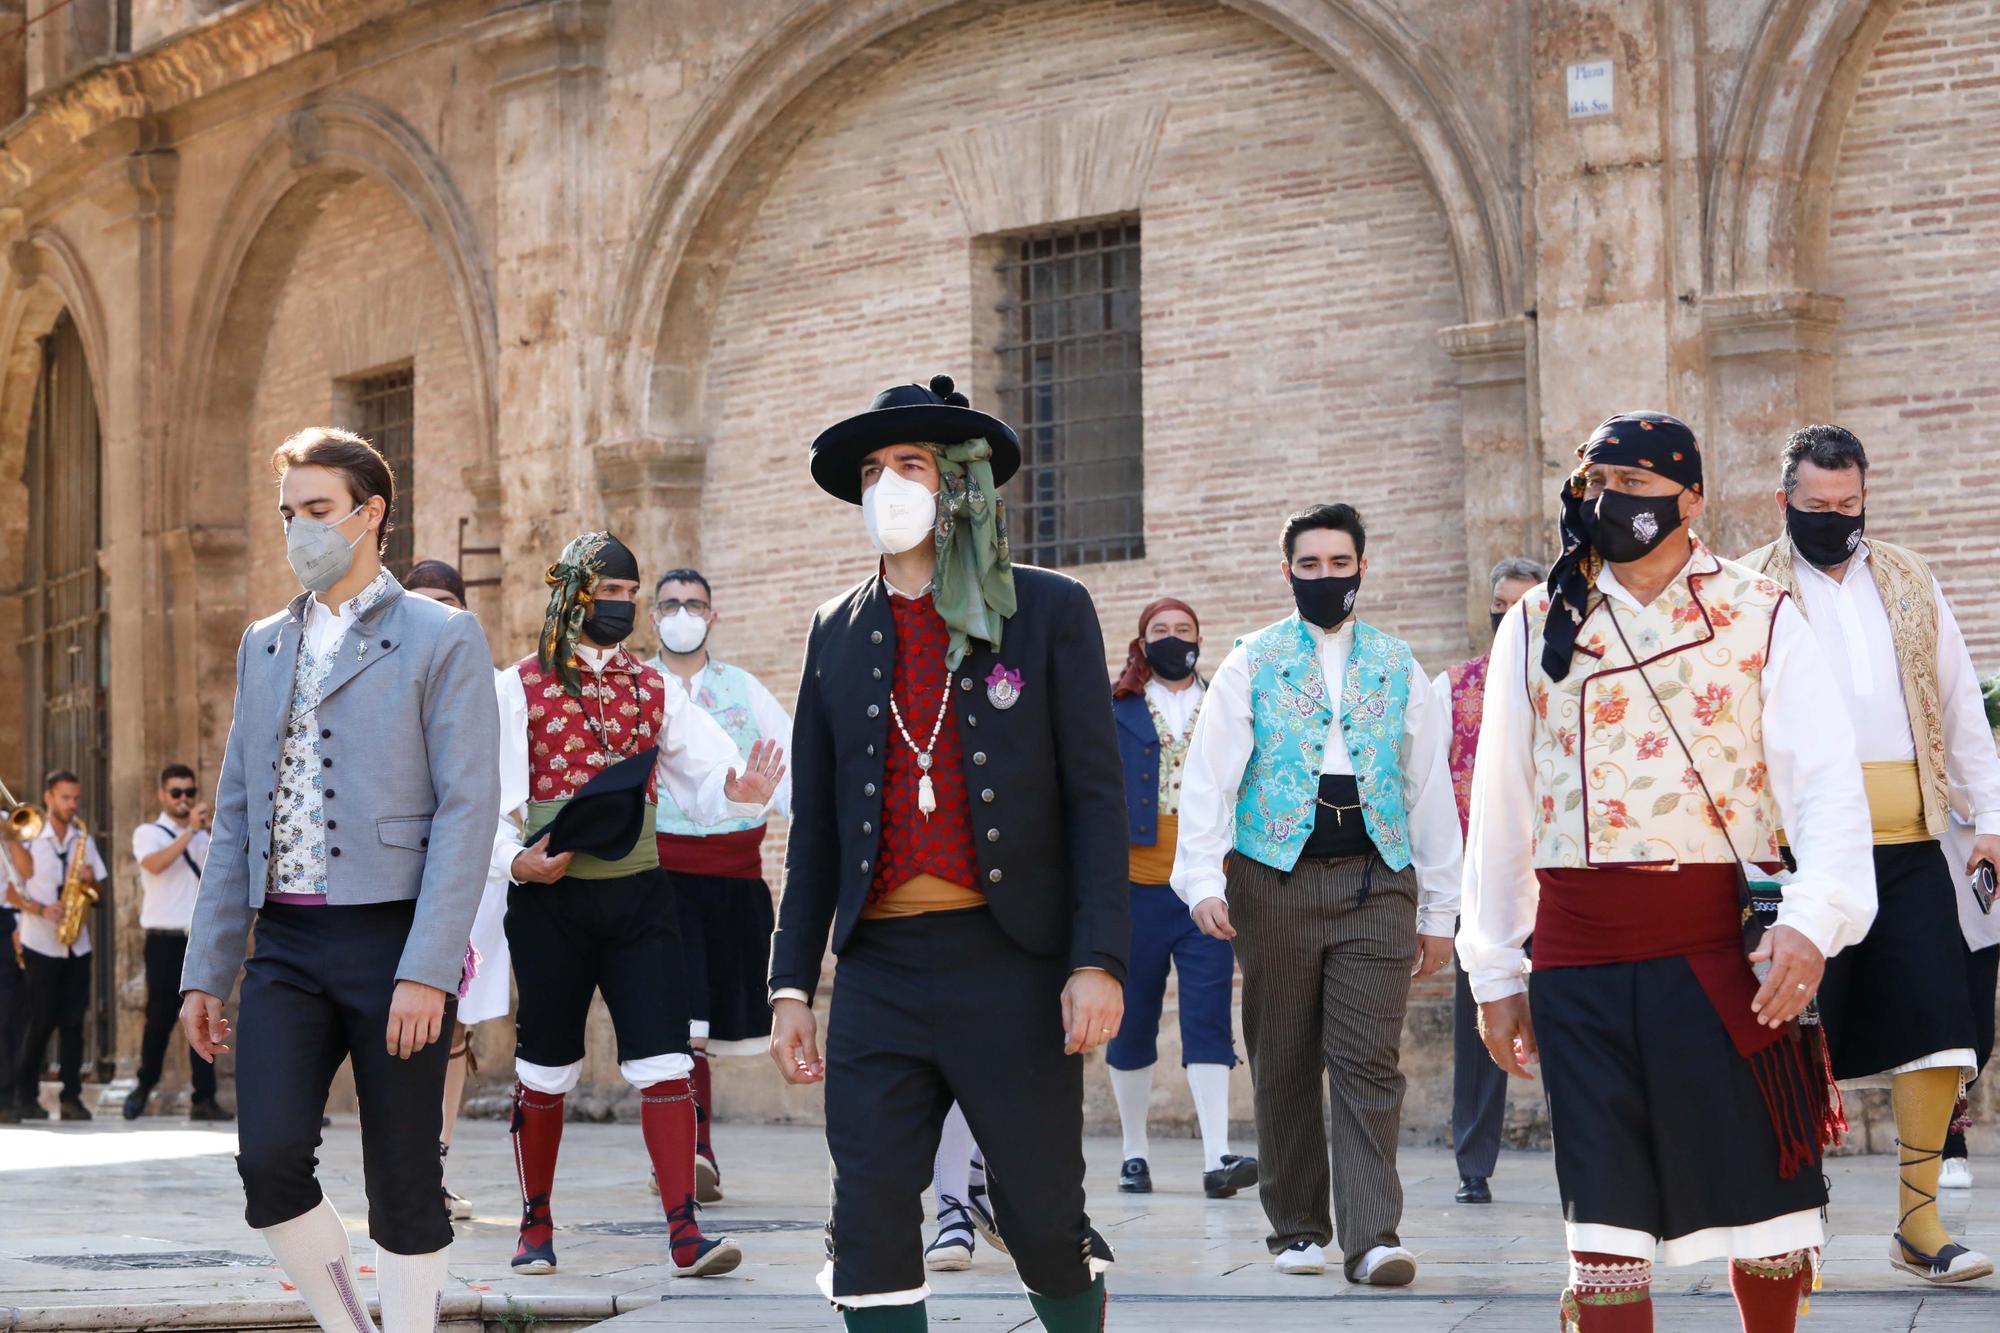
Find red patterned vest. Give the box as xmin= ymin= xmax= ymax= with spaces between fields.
xmin=514 ymin=649 xmax=666 ymax=804
xmin=870 ymin=592 xmax=978 ymax=904
xmin=1445 ymin=653 xmax=1489 ymax=835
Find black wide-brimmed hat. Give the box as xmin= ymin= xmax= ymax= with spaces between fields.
xmin=524 ymin=747 xmax=655 ymax=864
xmin=810 ymin=375 xmax=1021 ymax=504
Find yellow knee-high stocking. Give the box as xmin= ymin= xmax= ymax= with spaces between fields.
xmin=1892 ymin=1066 xmax=1961 ymax=1257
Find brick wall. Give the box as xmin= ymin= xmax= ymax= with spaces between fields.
xmin=1828 ymin=0 xmax=2000 ymax=664
xmin=686 ymin=0 xmax=1467 ymax=1136
xmin=242 ymin=176 xmax=481 ymax=621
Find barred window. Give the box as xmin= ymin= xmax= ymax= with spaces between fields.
xmin=994 ymin=218 xmax=1143 ymax=567
xmin=346 ymin=366 xmax=415 ymax=576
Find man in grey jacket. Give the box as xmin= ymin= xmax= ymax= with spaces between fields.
xmin=181 ymin=427 xmax=500 ymax=1333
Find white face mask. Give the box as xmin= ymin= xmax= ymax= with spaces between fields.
xmin=657 ymin=608 xmax=710 ymax=655
xmin=862 ymin=468 xmax=938 ymax=556
xmin=285 ymin=502 xmax=369 ymax=596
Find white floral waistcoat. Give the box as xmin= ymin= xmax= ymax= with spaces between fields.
xmin=1520 ymin=543 xmax=1788 ymax=868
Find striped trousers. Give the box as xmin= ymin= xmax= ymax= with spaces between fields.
xmin=1228 ymin=853 xmax=1417 ymax=1272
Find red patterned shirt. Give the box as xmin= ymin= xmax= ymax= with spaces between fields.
xmin=515 ymin=648 xmax=666 ymax=804
xmin=870 ymin=592 xmax=977 ymax=903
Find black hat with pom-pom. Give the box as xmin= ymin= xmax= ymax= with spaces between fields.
xmin=810 ymin=374 xmax=1021 ymax=504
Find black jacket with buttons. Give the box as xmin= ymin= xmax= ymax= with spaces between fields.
xmin=769 ymin=567 xmax=1130 ymax=1002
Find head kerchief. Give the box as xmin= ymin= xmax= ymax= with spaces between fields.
xmin=1543 ymin=411 xmax=1702 ymax=682
xmin=1113 ymin=598 xmax=1200 ymax=699
xmin=540 ymin=531 xmax=625 ymax=696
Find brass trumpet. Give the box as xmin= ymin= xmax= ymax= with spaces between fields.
xmin=0 ymin=776 xmax=44 ymax=844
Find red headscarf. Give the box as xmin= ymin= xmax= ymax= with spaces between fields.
xmin=1112 ymin=597 xmax=1200 ymax=699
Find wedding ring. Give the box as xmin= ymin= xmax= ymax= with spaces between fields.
xmin=1795 ymin=983 xmax=1808 ymax=992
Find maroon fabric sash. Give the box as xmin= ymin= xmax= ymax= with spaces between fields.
xmin=1533 ymin=865 xmax=1843 ymax=1179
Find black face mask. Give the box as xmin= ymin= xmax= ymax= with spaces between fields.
xmin=1786 ymin=505 xmax=1865 ymax=569
xmin=1145 ymin=636 xmax=1199 ymax=682
xmin=1290 ymin=571 xmax=1361 ymax=630
xmin=582 ymin=600 xmax=636 ymax=646
xmin=1490 ymin=609 xmax=1508 ymax=635
xmin=1583 ymin=488 xmax=1684 ymax=565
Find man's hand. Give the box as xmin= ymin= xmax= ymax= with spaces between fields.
xmin=180 ymin=990 xmax=231 ymax=1063
xmin=40 ymin=902 xmax=61 ymax=923
xmin=1749 ymin=924 xmax=1825 ymax=1028
xmin=1965 ymin=835 xmax=2000 ymax=881
xmin=768 ymin=997 xmax=824 ymax=1084
xmin=510 ymin=833 xmax=573 ymax=885
xmin=386 ymin=980 xmax=447 ymax=1059
xmin=1411 ymin=933 xmax=1454 ymax=979
xmin=1191 ymin=897 xmax=1235 ymax=941
xmin=1477 ymin=993 xmax=1538 ymax=1080
xmin=1062 ymin=969 xmax=1124 ymax=1056
xmin=193 ymin=802 xmax=212 ymax=832
xmin=725 ymin=739 xmax=787 ymax=807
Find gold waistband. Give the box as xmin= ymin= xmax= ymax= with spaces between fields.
xmin=1862 ymin=761 xmax=1928 ymax=845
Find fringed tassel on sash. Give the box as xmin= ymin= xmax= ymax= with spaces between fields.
xmin=1744 ymin=1020 xmax=1845 ymax=1181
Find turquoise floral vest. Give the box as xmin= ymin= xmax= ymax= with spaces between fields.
xmin=653 ymin=659 xmax=767 ymax=837
xmin=1233 ymin=615 xmax=1414 ymax=872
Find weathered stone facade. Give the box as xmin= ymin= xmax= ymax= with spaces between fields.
xmin=1 ymin=0 xmax=1995 ymax=1149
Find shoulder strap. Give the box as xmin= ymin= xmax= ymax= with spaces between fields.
xmin=154 ymin=821 xmax=201 ymax=878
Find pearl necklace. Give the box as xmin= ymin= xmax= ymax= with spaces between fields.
xmin=888 ymin=669 xmax=953 ymax=819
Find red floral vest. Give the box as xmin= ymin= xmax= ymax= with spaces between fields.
xmin=1445 ymin=653 xmax=1488 ymax=835
xmin=871 ymin=592 xmax=978 ymax=903
xmin=515 ymin=649 xmax=665 ymax=803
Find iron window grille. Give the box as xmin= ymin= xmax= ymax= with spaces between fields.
xmin=348 ymin=367 xmax=415 ymax=577
xmin=993 ymin=218 xmax=1143 ymax=567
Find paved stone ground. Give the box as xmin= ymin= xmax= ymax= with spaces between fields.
xmin=2 ymin=1110 xmax=1997 ymax=1330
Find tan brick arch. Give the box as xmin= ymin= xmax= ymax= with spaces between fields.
xmin=601 ymin=0 xmax=1521 ymax=449
xmin=171 ymin=92 xmax=498 ymax=536
xmin=1705 ymin=0 xmax=1912 ymax=297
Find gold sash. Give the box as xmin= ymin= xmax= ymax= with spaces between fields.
xmin=1861 ymin=761 xmax=1929 ymax=845
xmin=860 ymin=873 xmax=986 ymax=920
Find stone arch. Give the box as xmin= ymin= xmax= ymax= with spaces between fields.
xmin=171 ymin=92 xmax=498 ymax=535
xmin=0 ymin=224 xmax=113 ymax=562
xmin=1705 ymin=0 xmax=1912 ymax=295
xmin=601 ymin=0 xmax=1520 ymax=448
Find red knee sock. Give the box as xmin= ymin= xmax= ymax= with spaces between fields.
xmin=639 ymin=1078 xmax=705 ymax=1264
xmin=510 ymin=1083 xmax=565 ymax=1246
xmin=1729 ymin=1251 xmax=1811 ymax=1333
xmin=691 ymin=1052 xmax=716 ymax=1166
xmin=1562 ymin=1252 xmax=1652 ymax=1331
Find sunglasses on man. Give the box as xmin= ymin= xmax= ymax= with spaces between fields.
xmin=167 ymin=786 xmax=198 ymax=799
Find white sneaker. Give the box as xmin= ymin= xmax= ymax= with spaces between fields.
xmin=1940 ymin=1157 xmax=1974 ymax=1190
xmin=1274 ymin=1241 xmax=1326 ymax=1274
xmin=1354 ymin=1244 xmax=1418 ymax=1286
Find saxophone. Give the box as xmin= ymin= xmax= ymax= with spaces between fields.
xmin=55 ymin=817 xmax=97 ymax=949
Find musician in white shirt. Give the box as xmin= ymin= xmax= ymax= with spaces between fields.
xmin=125 ymin=764 xmax=227 ymax=1121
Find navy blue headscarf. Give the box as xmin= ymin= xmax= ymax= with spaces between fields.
xmin=1542 ymin=411 xmax=1703 ymax=681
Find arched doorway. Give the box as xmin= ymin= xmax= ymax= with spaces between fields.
xmin=20 ymin=308 xmax=113 ymax=1079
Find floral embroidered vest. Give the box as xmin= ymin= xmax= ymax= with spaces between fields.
xmin=1445 ymin=653 xmax=1489 ymax=835
xmin=651 ymin=660 xmax=766 ymax=838
xmin=1743 ymin=535 xmax=1946 ymax=837
xmin=1519 ymin=542 xmax=1786 ymax=868
xmin=514 ymin=650 xmax=665 ymax=805
xmin=1234 ymin=615 xmax=1414 ymax=873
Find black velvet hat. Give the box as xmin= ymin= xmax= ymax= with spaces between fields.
xmin=810 ymin=375 xmax=1021 ymax=504
xmin=524 ymin=747 xmax=655 ymax=863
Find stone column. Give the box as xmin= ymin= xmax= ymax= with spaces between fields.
xmin=595 ymin=436 xmax=706 ymax=577
xmin=1700 ymin=290 xmax=1842 ymax=558
xmin=1529 ymin=1 xmax=1699 ymax=458
xmin=89 ymin=120 xmax=179 ymax=1079
xmin=472 ymin=0 xmax=609 ymax=598
xmin=1441 ymin=317 xmax=1533 ymax=650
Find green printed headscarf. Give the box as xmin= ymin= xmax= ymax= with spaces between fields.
xmin=539 ymin=531 xmax=613 ymax=697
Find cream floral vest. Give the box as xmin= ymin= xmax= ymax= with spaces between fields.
xmin=1520 ymin=540 xmax=1788 ymax=868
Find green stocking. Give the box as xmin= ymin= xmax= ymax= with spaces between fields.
xmin=1028 ymin=1275 xmax=1107 ymax=1332
xmin=841 ymin=1302 xmax=927 ymax=1333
